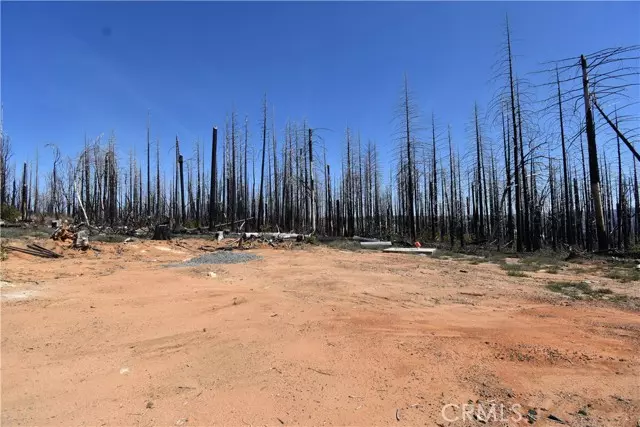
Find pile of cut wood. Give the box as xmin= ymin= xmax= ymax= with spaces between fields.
xmin=51 ymin=227 xmax=75 ymax=242
xmin=3 ymin=243 xmax=63 ymax=259
xmin=50 ymin=223 xmax=91 ymax=250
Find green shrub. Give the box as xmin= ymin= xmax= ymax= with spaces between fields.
xmin=0 ymin=204 xmax=20 ymax=222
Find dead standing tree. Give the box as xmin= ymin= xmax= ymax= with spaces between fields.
xmin=395 ymin=73 xmax=419 ymax=242
xmin=539 ymin=45 xmax=639 ymax=250
xmin=258 ymin=95 xmax=268 ymax=230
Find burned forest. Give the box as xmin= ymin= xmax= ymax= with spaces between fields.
xmin=1 ymin=28 xmax=639 ymax=255
xmin=3 ymin=5 xmax=640 ymax=426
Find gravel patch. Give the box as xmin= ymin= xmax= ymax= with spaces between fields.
xmin=167 ymin=251 xmax=262 ymax=267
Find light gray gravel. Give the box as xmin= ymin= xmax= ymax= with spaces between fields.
xmin=167 ymin=251 xmax=262 ymax=267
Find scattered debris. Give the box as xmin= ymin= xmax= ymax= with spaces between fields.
xmin=577 ymin=407 xmax=588 ymax=416
xmin=215 ymin=231 xmax=224 ymax=241
xmin=232 ymin=297 xmax=248 ymax=305
xmin=175 ymin=417 xmax=188 ymax=426
xmin=395 ymin=408 xmax=401 ymax=421
xmin=527 ymin=408 xmax=537 ymax=424
xmin=547 ymin=414 xmax=565 ymax=424
xmin=276 ymin=417 xmax=285 ymax=425
xmin=459 ymin=292 xmax=485 ymax=297
xmin=119 ymin=367 xmax=130 ymax=375
xmin=459 ymin=269 xmax=468 ymax=273
xmin=270 ymin=313 xmax=278 ymax=317
xmin=308 ymin=367 xmax=332 ymax=376
xmin=612 ymin=395 xmax=631 ymax=404
xmin=133 ymin=228 xmax=147 ymax=237
xmin=145 ymin=401 xmax=154 ymax=409
xmin=207 ymin=272 xmax=217 ymax=278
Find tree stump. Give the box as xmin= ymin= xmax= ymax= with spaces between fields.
xmin=74 ymin=230 xmax=90 ymax=250
xmin=152 ymin=224 xmax=171 ymax=240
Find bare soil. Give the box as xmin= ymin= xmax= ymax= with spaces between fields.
xmin=1 ymin=238 xmax=639 ymax=426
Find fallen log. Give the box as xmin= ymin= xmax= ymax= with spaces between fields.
xmin=352 ymin=236 xmax=380 ymax=243
xmin=383 ymin=247 xmax=437 ymax=255
xmin=360 ymin=241 xmax=392 ymax=249
xmin=242 ymin=232 xmax=308 ymax=241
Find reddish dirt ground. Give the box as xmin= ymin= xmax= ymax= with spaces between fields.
xmin=1 ymin=238 xmax=639 ymax=426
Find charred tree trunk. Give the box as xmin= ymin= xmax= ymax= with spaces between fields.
xmin=581 ymin=54 xmax=608 ymax=251
xmin=258 ymin=96 xmax=267 ymax=230
xmin=209 ymin=127 xmax=218 ymax=230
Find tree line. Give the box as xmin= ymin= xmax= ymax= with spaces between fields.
xmin=1 ymin=20 xmax=638 ymax=253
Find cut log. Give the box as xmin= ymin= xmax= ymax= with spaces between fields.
xmin=383 ymin=247 xmax=437 ymax=255
xmin=360 ymin=241 xmax=392 ymax=249
xmin=152 ymin=224 xmax=171 ymax=240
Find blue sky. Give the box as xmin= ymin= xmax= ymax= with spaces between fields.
xmin=2 ymin=1 xmax=640 ymax=179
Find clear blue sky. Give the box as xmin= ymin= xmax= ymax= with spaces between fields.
xmin=2 ymin=1 xmax=639 ymax=178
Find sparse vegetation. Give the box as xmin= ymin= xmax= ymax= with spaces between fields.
xmin=545 ymin=265 xmax=561 ymax=274
xmin=90 ymin=234 xmax=129 ymax=243
xmin=499 ymin=261 xmax=540 ymax=273
xmin=604 ymin=268 xmax=640 ymax=283
xmin=321 ymin=239 xmax=361 ymax=252
xmin=546 ymin=281 xmax=620 ymax=301
xmin=507 ymin=270 xmax=529 ymax=278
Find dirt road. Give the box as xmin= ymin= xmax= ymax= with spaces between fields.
xmin=1 ymin=239 xmax=638 ymax=426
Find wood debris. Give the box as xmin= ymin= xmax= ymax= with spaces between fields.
xmin=4 ymin=244 xmax=63 ymax=259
